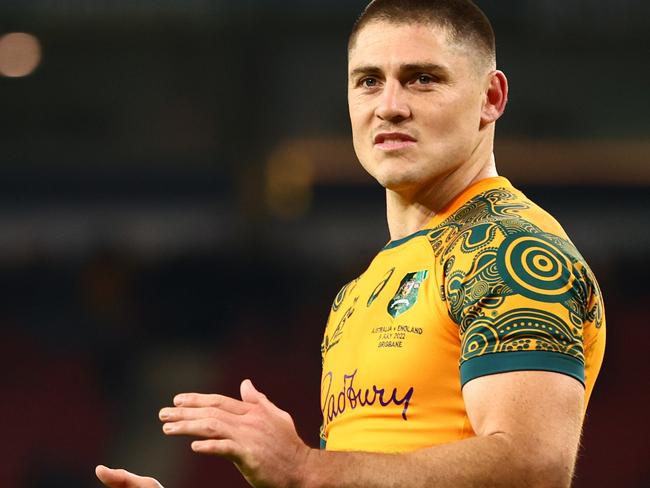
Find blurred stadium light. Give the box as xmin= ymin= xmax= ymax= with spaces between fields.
xmin=0 ymin=32 xmax=41 ymax=77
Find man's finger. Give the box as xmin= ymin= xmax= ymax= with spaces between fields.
xmin=173 ymin=393 xmax=250 ymax=414
xmin=95 ymin=465 xmax=164 ymax=488
xmin=191 ymin=438 xmax=242 ymax=460
xmin=159 ymin=406 xmax=240 ymax=423
xmin=162 ymin=418 xmax=233 ymax=439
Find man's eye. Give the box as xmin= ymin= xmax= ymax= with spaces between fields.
xmin=360 ymin=77 xmax=378 ymax=88
xmin=416 ymin=74 xmax=435 ymax=84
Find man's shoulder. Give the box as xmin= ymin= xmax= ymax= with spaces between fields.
xmin=426 ymin=183 xmax=577 ymax=261
xmin=430 ymin=180 xmax=604 ymax=334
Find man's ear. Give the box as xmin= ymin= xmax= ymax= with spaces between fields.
xmin=480 ymin=70 xmax=508 ymax=127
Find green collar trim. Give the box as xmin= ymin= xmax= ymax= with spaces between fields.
xmin=382 ymin=229 xmax=432 ymax=251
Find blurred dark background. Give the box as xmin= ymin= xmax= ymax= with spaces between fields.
xmin=0 ymin=1 xmax=648 ymax=486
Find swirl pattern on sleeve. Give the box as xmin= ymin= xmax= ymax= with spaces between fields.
xmin=427 ymin=187 xmax=604 ymax=386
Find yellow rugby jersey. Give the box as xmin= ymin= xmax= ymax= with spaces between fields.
xmin=320 ymin=176 xmax=605 ymax=452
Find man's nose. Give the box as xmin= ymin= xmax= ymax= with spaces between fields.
xmin=375 ymin=80 xmax=411 ymax=122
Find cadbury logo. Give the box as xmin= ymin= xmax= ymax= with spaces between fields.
xmin=321 ymin=369 xmax=414 ymax=428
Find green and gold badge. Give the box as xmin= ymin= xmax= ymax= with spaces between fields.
xmin=387 ymin=270 xmax=429 ymax=318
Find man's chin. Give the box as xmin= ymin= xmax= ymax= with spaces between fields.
xmin=378 ymin=176 xmax=420 ymax=194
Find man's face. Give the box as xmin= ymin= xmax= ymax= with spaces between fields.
xmin=348 ymin=21 xmax=488 ymax=197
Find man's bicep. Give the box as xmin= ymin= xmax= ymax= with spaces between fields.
xmin=462 ymin=371 xmax=584 ymax=474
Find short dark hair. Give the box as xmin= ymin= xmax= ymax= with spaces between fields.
xmin=349 ymin=0 xmax=496 ymax=69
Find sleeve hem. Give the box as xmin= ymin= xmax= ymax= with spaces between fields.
xmin=460 ymin=351 xmax=585 ymax=387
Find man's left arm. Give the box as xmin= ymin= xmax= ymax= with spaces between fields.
xmin=160 ymin=371 xmax=584 ymax=488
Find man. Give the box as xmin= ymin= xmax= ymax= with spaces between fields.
xmin=97 ymin=0 xmax=605 ymax=486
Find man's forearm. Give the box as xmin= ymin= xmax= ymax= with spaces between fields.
xmin=301 ymin=433 xmax=573 ymax=488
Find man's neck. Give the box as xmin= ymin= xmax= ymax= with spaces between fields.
xmin=386 ymin=152 xmax=498 ymax=241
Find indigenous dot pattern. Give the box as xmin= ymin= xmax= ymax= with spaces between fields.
xmin=427 ymin=188 xmax=603 ymax=367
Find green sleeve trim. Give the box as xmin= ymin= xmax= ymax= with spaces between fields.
xmin=460 ymin=351 xmax=585 ymax=387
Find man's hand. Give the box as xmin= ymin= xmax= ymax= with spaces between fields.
xmin=159 ymin=379 xmax=312 ymax=487
xmin=95 ymin=465 xmax=164 ymax=488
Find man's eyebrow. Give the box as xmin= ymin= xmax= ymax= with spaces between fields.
xmin=349 ymin=65 xmax=381 ymax=79
xmin=400 ymin=63 xmax=450 ymax=75
xmin=349 ymin=63 xmax=450 ymax=78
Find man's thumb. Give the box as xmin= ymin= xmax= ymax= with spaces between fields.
xmin=240 ymin=378 xmax=265 ymax=403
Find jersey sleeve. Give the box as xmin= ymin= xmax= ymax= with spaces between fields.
xmin=440 ymin=223 xmax=602 ymax=387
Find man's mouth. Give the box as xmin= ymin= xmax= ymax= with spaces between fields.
xmin=374 ymin=132 xmax=417 ymax=151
